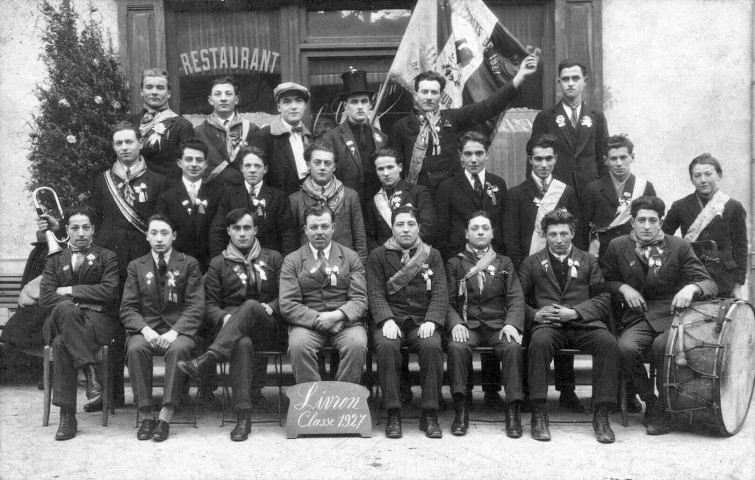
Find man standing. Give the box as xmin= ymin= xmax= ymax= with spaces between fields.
xmin=40 ymin=208 xmax=121 ymax=440
xmin=120 ymin=214 xmax=205 ymax=442
xmin=530 ymin=60 xmax=608 ymax=201
xmin=367 ymin=206 xmax=447 ymax=439
xmin=582 ymin=134 xmax=655 ymax=260
xmin=390 ymin=55 xmax=538 ymax=196
xmin=445 ymin=211 xmax=525 ymax=438
xmin=194 ymin=76 xmax=258 ymax=187
xmin=280 ymin=205 xmax=368 ymax=385
xmin=129 ymin=68 xmax=194 ymax=185
xmin=178 ymin=208 xmax=284 ymax=441
xmin=599 ymin=196 xmax=716 ymax=435
xmin=519 ymin=210 xmax=618 ymax=443
xmin=321 ymin=69 xmax=387 ymax=202
xmin=252 ymin=82 xmax=314 ymax=195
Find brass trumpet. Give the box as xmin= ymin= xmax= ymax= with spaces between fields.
xmin=32 ymin=186 xmax=68 ymax=256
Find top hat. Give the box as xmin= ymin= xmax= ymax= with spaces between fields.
xmin=339 ymin=69 xmax=375 ymax=100
xmin=274 ymin=82 xmax=310 ymax=102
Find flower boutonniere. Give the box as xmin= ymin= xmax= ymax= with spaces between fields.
xmin=713 ymin=204 xmax=725 ymax=218
xmin=145 ymin=271 xmax=154 ymax=286
xmin=541 ymin=258 xmax=549 ymax=272
xmin=581 ymin=116 xmax=593 ymax=128
xmin=166 ymin=269 xmax=180 ymax=303
xmin=616 ymin=192 xmax=633 ymax=214
xmin=485 ymin=182 xmax=499 ymax=205
xmin=533 ymin=197 xmax=542 ymax=208
xmin=346 ymin=139 xmax=356 ymax=156
xmin=195 ymin=198 xmax=208 ymax=215
xmin=86 ymin=253 xmax=96 ymax=265
xmin=325 ymin=265 xmax=340 ymax=286
xmin=233 ymin=265 xmax=248 ymax=286
xmin=252 ymin=197 xmax=267 ymax=218
xmin=153 ymin=123 xmax=167 ymax=135
xmin=373 ymin=132 xmax=382 ymax=143
xmin=567 ymin=258 xmax=580 ymax=278
xmin=647 ymin=248 xmax=663 ymax=275
xmin=390 ymin=191 xmax=403 ymax=210
xmin=134 ymin=183 xmax=148 ymax=202
xmin=556 ymin=115 xmax=566 ymax=128
xmin=254 ymin=261 xmax=267 ymax=281
xmin=182 ymin=199 xmax=192 ymax=215
xmin=421 ymin=263 xmax=434 ymax=291
xmin=486 ymin=265 xmax=496 ymax=276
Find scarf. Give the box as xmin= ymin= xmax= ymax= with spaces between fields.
xmin=630 ymin=229 xmax=666 ymax=268
xmin=301 ymin=176 xmax=346 ymax=215
xmin=222 ymin=240 xmax=262 ymax=294
xmin=406 ymin=109 xmax=441 ymax=184
xmin=139 ymin=106 xmax=178 ymax=148
xmin=111 ymin=157 xmax=148 ymax=206
xmin=458 ymin=245 xmax=497 ymax=322
xmin=383 ymin=236 xmax=431 ymax=295
xmin=206 ymin=111 xmax=246 ymax=162
xmin=68 ymin=240 xmax=93 ymax=274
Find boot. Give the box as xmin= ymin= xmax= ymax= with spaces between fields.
xmin=177 ymin=351 xmax=218 ymax=379
xmin=530 ymin=401 xmax=551 ymax=441
xmin=385 ymin=409 xmax=402 ymax=439
xmin=231 ymin=411 xmax=252 ymax=441
xmin=84 ymin=364 xmax=103 ymax=400
xmin=592 ymin=403 xmax=615 ymax=444
xmin=419 ymin=409 xmax=443 ymax=438
xmin=645 ymin=398 xmax=672 ymax=436
xmin=451 ymin=394 xmax=469 ymax=436
xmin=505 ymin=401 xmax=522 ymax=438
xmin=55 ymin=408 xmax=77 ymax=441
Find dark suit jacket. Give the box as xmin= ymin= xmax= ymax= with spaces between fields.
xmin=194 ymin=119 xmax=259 ymax=188
xmin=279 ymin=243 xmax=368 ymax=329
xmin=389 ymin=84 xmax=520 ymax=195
xmin=663 ymin=193 xmax=748 ymax=297
xmin=435 ymin=171 xmax=507 ymax=261
xmin=208 ymin=183 xmax=298 ymax=258
xmin=156 ymin=180 xmax=223 ymax=273
xmin=530 ymin=101 xmax=608 ymax=199
xmin=367 ymin=246 xmax=448 ymax=330
xmin=581 ymin=174 xmax=655 ymax=260
xmin=128 ymin=111 xmax=195 ymax=183
xmin=519 ymin=247 xmax=610 ymax=332
xmin=321 ymin=122 xmax=387 ymax=201
xmin=445 ymin=250 xmax=525 ymax=332
xmin=502 ymin=177 xmax=584 ymax=271
xmin=204 ymin=249 xmax=282 ymax=328
xmin=598 ymin=234 xmax=717 ymax=332
xmin=251 ymin=117 xmax=314 ymax=196
xmin=364 ymin=179 xmax=435 ymax=252
xmin=120 ymin=251 xmax=205 ymax=336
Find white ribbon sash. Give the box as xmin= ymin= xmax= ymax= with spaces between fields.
xmin=589 ymin=177 xmax=647 ymax=256
xmin=529 ymin=180 xmax=566 ymax=255
xmin=684 ymin=190 xmax=730 ymax=242
xmin=374 ymin=190 xmax=393 ymax=228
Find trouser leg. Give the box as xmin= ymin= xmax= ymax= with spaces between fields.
xmin=46 ymin=302 xmax=99 ymax=367
xmin=331 ymin=325 xmax=367 ymax=384
xmin=126 ymin=334 xmax=155 ymax=410
xmin=617 ymin=321 xmax=659 ymax=400
xmin=211 ymin=300 xmax=275 ymax=359
xmin=162 ymin=335 xmax=195 ymax=406
xmin=447 ymin=330 xmax=480 ymax=396
xmin=51 ymin=336 xmax=78 ymax=409
xmin=554 ymin=354 xmax=575 ymax=392
xmin=374 ymin=330 xmax=403 ymax=411
xmin=405 ymin=327 xmax=443 ymax=411
xmin=485 ymin=327 xmax=523 ymax=402
xmin=651 ymin=331 xmax=668 ymax=404
xmin=229 ymin=336 xmax=254 ymax=411
xmin=528 ymin=327 xmax=566 ymax=401
xmin=570 ymin=328 xmax=619 ymax=405
xmin=287 ymin=327 xmax=326 ymax=384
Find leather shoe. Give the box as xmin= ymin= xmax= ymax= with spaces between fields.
xmin=55 ymin=409 xmax=77 ymax=441
xmin=177 ymin=351 xmax=218 ymax=379
xmin=84 ymin=364 xmax=103 ymax=400
xmin=505 ymin=401 xmax=522 ymax=438
xmin=419 ymin=410 xmax=443 ymax=438
xmin=530 ymin=402 xmax=551 ymax=441
xmin=484 ymin=390 xmax=506 ymax=409
xmin=451 ymin=397 xmax=469 ymax=436
xmin=643 ymin=395 xmax=661 ymax=427
xmin=558 ymin=389 xmax=585 ymax=413
xmin=152 ymin=419 xmax=170 ymax=442
xmin=83 ymin=397 xmax=103 ymax=412
xmin=231 ymin=412 xmax=252 ymax=441
xmin=385 ymin=409 xmax=402 ymax=439
xmin=137 ymin=418 xmax=155 ymax=440
xmin=593 ymin=404 xmax=616 ymax=444
xmin=646 ymin=411 xmax=672 ymax=436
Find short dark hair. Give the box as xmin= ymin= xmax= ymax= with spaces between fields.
xmin=606 ymin=134 xmax=634 ymax=156
xmin=630 ymin=195 xmax=666 ymax=218
xmin=210 ymin=75 xmax=239 ymax=95
xmin=391 ymin=205 xmax=420 ymax=226
xmin=237 ymin=146 xmax=269 ymax=166
xmin=372 ymin=146 xmax=402 ymax=166
xmin=304 ymin=143 xmax=336 ymax=163
xmin=63 ymin=206 xmax=96 ymax=228
xmin=465 ymin=210 xmax=491 ymax=229
xmin=688 ymin=153 xmax=722 ymax=176
xmin=303 ymin=204 xmax=335 ymax=224
xmin=140 ymin=68 xmax=171 ymax=90
xmin=111 ymin=121 xmax=141 ymax=140
xmin=146 ymin=213 xmax=175 ymax=232
xmin=177 ymin=138 xmax=208 ymax=159
xmin=458 ymin=131 xmax=490 ymax=152
xmin=526 ymin=133 xmax=558 ymax=156
xmin=540 ymin=209 xmax=575 ymax=235
xmin=225 ymin=208 xmax=254 ymax=227
xmin=414 ymin=70 xmax=446 ymax=92
xmin=557 ymin=59 xmax=588 ymax=77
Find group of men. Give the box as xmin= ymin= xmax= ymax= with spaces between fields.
xmin=38 ymin=55 xmax=747 ymax=446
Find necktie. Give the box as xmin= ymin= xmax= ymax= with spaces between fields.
xmin=317 ymin=250 xmax=327 ymax=276
xmin=475 ymin=250 xmax=485 ymax=292
xmin=188 ymin=183 xmax=197 ymax=204
xmin=291 ymin=126 xmax=303 ymax=134
xmin=541 ymin=178 xmax=549 ymax=194
xmin=472 ymin=173 xmax=483 ymax=198
xmin=158 ymin=253 xmax=167 ymax=278
xmin=72 ymin=253 xmax=83 ymax=274
xmin=570 ymin=106 xmax=579 ymax=128
xmin=400 ymin=249 xmax=411 ymax=266
xmin=248 ymin=189 xmax=256 ymax=208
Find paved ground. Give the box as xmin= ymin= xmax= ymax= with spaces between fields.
xmin=1 ymin=357 xmax=754 ymax=480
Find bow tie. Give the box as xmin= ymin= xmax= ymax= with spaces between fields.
xmin=291 ymin=126 xmax=303 ymax=134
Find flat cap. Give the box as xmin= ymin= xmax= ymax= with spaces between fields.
xmin=274 ymin=82 xmax=310 ymax=102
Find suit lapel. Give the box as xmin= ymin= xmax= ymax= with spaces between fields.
xmin=538 ymin=250 xmax=561 ymax=293
xmin=573 ymin=104 xmax=594 ymax=159
xmin=327 ymin=244 xmax=345 ymax=287
xmin=61 ymin=248 xmax=75 ymax=285
xmin=554 ymin=104 xmax=575 ymax=151
xmin=302 ymin=246 xmax=326 ymax=284
xmin=76 ymin=247 xmax=96 ymax=284
xmin=621 ymin=243 xmax=646 ymax=288
xmin=339 ymin=125 xmax=362 ymax=178
xmin=176 ymin=185 xmax=196 ymax=224
xmin=599 ymin=176 xmax=619 ymax=207
xmin=457 ymin=174 xmax=483 ymax=208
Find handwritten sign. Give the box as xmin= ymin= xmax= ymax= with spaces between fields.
xmin=285 ymin=381 xmax=372 ymax=439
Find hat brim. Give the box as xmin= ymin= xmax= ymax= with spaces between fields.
xmin=276 ymin=89 xmax=310 ymax=102
xmin=339 ymin=91 xmax=376 ymax=100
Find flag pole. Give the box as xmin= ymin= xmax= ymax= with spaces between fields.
xmin=370 ymin=74 xmax=392 ymax=126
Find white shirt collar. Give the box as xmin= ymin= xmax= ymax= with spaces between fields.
xmin=246 ymin=180 xmax=263 ymax=196
xmin=464 ymin=168 xmax=486 ymax=188
xmin=531 ymin=171 xmax=553 ymax=188
xmin=152 ymin=248 xmax=172 ymax=266
xmin=548 ymin=245 xmax=573 ymax=263
xmin=182 ymin=177 xmax=202 ymax=192
xmin=309 ymin=242 xmax=332 ymax=261
xmin=562 ymin=101 xmax=582 ymax=118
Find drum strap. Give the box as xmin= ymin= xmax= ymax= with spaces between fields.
xmin=714 ymin=298 xmax=736 ymax=333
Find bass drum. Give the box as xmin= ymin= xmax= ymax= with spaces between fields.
xmin=663 ymin=299 xmax=755 ymax=436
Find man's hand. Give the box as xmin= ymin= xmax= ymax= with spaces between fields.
xmin=670 ymin=284 xmax=700 ymax=314
xmin=55 ymin=286 xmax=73 ymax=296
xmin=418 ymin=321 xmax=436 ymax=339
xmin=534 ymin=305 xmax=559 ymax=324
xmin=141 ymin=326 xmax=160 ymax=344
xmin=512 ymin=54 xmax=538 ymax=87
xmin=551 ymin=304 xmax=578 ymax=323
xmin=500 ymin=325 xmax=522 ymax=344
xmin=261 ymin=303 xmax=274 ymax=316
xmin=36 ymin=214 xmax=59 ymax=232
xmin=382 ymin=319 xmax=402 ymax=340
xmin=327 ymin=320 xmax=345 ymax=335
xmin=619 ymin=284 xmax=647 ymax=312
xmin=154 ymin=329 xmax=179 ymax=350
xmin=451 ymin=324 xmax=469 ymax=343
xmin=314 ymin=311 xmax=345 ymax=332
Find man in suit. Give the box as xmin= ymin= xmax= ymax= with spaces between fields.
xmin=280 ymin=204 xmax=368 ymax=385
xmin=321 ymin=69 xmax=387 ymax=203
xmin=40 ymin=207 xmax=121 ymax=440
xmin=529 ymin=59 xmax=609 ymax=201
xmin=209 ymin=146 xmax=298 ymax=258
xmin=252 ymin=82 xmax=314 ymax=196
xmin=598 ymin=195 xmax=717 ymax=435
xmin=519 ymin=210 xmax=618 ymax=443
xmin=157 ymin=138 xmax=222 ymax=273
xmin=389 ymin=55 xmax=538 ymax=197
xmin=129 ymin=68 xmax=194 ymax=185
xmin=194 ymin=76 xmax=259 ymax=188
xmin=120 ymin=214 xmax=205 ymax=442
xmin=446 ymin=211 xmax=525 ymax=438
xmin=178 ymin=208 xmax=284 ymax=441
xmin=582 ymin=134 xmax=655 ymax=261
xmin=367 ymin=206 xmax=448 ymax=439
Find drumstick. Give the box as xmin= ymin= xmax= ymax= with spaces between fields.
xmin=675 ymin=312 xmax=688 ymax=367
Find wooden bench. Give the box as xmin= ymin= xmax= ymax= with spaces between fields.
xmin=0 ymin=275 xmax=23 ymax=329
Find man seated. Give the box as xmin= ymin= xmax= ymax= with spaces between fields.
xmin=120 ymin=214 xmax=204 ymax=442
xmin=519 ymin=210 xmax=618 ymax=444
xmin=178 ymin=208 xmax=284 ymax=441
xmin=279 ymin=204 xmax=368 ymax=385
xmin=367 ymin=206 xmax=448 ymax=439
xmin=446 ymin=211 xmax=525 ymax=438
xmin=39 ymin=207 xmax=121 ymax=440
xmin=598 ymin=195 xmax=716 ymax=435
